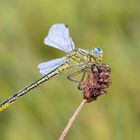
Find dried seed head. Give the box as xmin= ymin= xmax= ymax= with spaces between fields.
xmin=80 ymin=63 xmax=111 ymax=102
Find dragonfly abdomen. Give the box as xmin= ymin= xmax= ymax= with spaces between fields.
xmin=0 ymin=63 xmax=71 ymax=112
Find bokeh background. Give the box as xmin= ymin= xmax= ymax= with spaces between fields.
xmin=0 ymin=0 xmax=140 ymax=140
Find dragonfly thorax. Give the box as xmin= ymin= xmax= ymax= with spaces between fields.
xmin=66 ymin=48 xmax=102 ymax=67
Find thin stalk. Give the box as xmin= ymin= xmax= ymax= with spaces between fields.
xmin=59 ymin=99 xmax=87 ymax=140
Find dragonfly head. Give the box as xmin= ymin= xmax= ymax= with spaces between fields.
xmin=91 ymin=48 xmax=103 ymax=62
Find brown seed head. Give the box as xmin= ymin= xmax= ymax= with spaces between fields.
xmin=80 ymin=63 xmax=111 ymax=102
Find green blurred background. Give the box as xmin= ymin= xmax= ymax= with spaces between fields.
xmin=0 ymin=0 xmax=140 ymax=140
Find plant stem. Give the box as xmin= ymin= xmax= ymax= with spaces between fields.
xmin=59 ymin=99 xmax=87 ymax=140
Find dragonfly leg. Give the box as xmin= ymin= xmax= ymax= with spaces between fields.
xmin=77 ymin=71 xmax=86 ymax=90
xmin=67 ymin=67 xmax=88 ymax=90
xmin=67 ymin=66 xmax=88 ymax=82
xmin=67 ymin=70 xmax=83 ymax=83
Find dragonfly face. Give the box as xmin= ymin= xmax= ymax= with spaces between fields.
xmin=91 ymin=48 xmax=103 ymax=62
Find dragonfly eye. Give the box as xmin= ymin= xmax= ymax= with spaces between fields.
xmin=92 ymin=48 xmax=103 ymax=61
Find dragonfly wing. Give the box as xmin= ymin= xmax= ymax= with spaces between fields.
xmin=38 ymin=57 xmax=66 ymax=75
xmin=44 ymin=24 xmax=75 ymax=53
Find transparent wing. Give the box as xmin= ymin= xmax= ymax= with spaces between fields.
xmin=38 ymin=57 xmax=66 ymax=75
xmin=44 ymin=24 xmax=75 ymax=53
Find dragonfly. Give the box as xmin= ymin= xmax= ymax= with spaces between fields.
xmin=0 ymin=23 xmax=103 ymax=111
